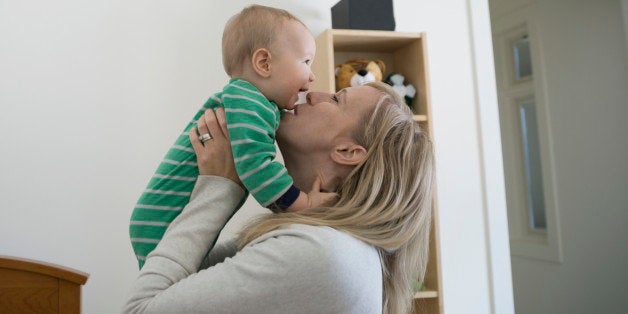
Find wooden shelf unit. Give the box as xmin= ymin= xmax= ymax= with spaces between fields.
xmin=311 ymin=29 xmax=443 ymax=314
xmin=415 ymin=290 xmax=439 ymax=299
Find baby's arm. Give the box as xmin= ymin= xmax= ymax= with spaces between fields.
xmin=285 ymin=177 xmax=339 ymax=212
xmin=221 ymin=80 xmax=336 ymax=212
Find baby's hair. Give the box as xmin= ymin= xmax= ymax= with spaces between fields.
xmin=222 ymin=4 xmax=306 ymax=77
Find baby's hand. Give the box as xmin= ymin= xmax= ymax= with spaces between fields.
xmin=306 ymin=177 xmax=339 ymax=208
xmin=285 ymin=177 xmax=339 ymax=212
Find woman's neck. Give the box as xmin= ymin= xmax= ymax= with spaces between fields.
xmin=281 ymin=150 xmax=316 ymax=191
xmin=281 ymin=150 xmax=344 ymax=193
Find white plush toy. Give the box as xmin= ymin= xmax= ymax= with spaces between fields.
xmin=385 ymin=73 xmax=417 ymax=106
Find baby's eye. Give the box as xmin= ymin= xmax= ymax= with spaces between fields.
xmin=305 ymin=59 xmax=312 ymax=65
xmin=331 ymin=95 xmax=339 ymax=103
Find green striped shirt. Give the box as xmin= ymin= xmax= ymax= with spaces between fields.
xmin=130 ymin=78 xmax=295 ymax=268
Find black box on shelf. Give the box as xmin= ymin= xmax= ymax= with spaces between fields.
xmin=331 ymin=0 xmax=395 ymax=31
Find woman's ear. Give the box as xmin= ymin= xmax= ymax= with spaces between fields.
xmin=331 ymin=142 xmax=367 ymax=166
xmin=251 ymin=48 xmax=271 ymax=78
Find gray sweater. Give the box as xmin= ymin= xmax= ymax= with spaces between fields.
xmin=124 ymin=176 xmax=382 ymax=313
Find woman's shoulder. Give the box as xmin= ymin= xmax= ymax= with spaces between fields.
xmin=256 ymin=223 xmax=377 ymax=256
xmin=283 ymin=224 xmax=377 ymax=256
xmin=250 ymin=223 xmax=382 ymax=287
xmin=235 ymin=224 xmax=382 ymax=312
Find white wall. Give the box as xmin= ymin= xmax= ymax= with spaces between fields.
xmin=490 ymin=0 xmax=628 ymax=313
xmin=623 ymin=0 xmax=628 ymax=57
xmin=396 ymin=1 xmax=510 ymax=313
xmin=0 ymin=1 xmax=511 ymax=313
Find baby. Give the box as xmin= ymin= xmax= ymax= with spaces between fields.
xmin=129 ymin=5 xmax=335 ymax=268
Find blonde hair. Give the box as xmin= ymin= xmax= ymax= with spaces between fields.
xmin=222 ymin=4 xmax=304 ymax=76
xmin=238 ymin=82 xmax=435 ymax=314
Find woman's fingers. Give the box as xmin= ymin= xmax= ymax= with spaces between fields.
xmin=188 ymin=127 xmax=204 ymax=154
xmin=187 ymin=108 xmax=243 ymax=188
xmin=195 ymin=111 xmax=211 ymax=142
xmin=193 ymin=108 xmax=229 ymax=145
xmin=190 ymin=109 xmax=223 ymax=152
xmin=215 ymin=107 xmax=229 ymax=139
xmin=200 ymin=109 xmax=222 ymax=143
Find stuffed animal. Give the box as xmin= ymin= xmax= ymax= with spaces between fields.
xmin=385 ymin=72 xmax=416 ymax=106
xmin=335 ymin=58 xmax=386 ymax=90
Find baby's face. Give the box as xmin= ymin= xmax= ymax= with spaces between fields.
xmin=266 ymin=20 xmax=316 ymax=110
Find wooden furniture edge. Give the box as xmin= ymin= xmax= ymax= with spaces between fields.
xmin=414 ymin=290 xmax=439 ymax=299
xmin=328 ymin=28 xmax=423 ymax=38
xmin=0 ymin=255 xmax=89 ymax=285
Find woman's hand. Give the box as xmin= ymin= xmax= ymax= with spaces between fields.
xmin=189 ymin=108 xmax=243 ymax=188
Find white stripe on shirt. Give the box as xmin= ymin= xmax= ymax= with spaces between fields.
xmin=134 ymin=204 xmax=183 ymax=211
xmin=173 ymin=145 xmax=194 ymax=153
xmin=210 ymin=95 xmax=222 ymax=104
xmin=144 ymin=189 xmax=191 ymax=196
xmin=239 ymin=159 xmax=271 ymax=181
xmin=234 ymin=151 xmax=275 ymax=163
xmin=131 ymin=238 xmax=160 ymax=244
xmin=228 ymin=82 xmax=265 ymax=97
xmin=222 ymin=94 xmax=275 ymax=116
xmin=163 ymin=159 xmax=197 ymax=166
xmin=250 ymin=167 xmax=288 ymax=195
xmin=153 ymin=174 xmax=197 ymax=182
xmin=225 ymin=108 xmax=273 ymax=130
xmin=231 ymin=139 xmax=257 ymax=146
xmin=228 ymin=123 xmax=269 ymax=136
xmin=130 ymin=221 xmax=171 ymax=227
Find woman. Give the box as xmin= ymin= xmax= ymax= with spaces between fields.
xmin=124 ymin=82 xmax=435 ymax=314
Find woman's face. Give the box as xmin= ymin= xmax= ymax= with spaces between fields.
xmin=277 ymin=85 xmax=381 ymax=155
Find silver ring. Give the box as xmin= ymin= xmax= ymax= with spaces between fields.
xmin=199 ymin=133 xmax=212 ymax=143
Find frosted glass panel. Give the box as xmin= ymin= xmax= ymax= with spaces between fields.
xmin=519 ymin=99 xmax=546 ymax=230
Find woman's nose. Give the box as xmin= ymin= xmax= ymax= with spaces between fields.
xmin=306 ymin=92 xmax=327 ymax=105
